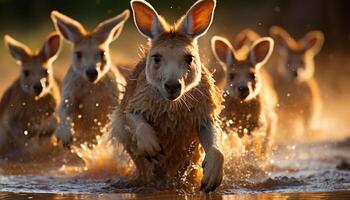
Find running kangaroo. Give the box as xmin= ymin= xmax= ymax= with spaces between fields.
xmin=0 ymin=33 xmax=61 ymax=155
xmin=112 ymin=0 xmax=223 ymax=192
xmin=212 ymin=36 xmax=278 ymax=156
xmin=51 ymin=10 xmax=129 ymax=147
xmin=210 ymin=29 xmax=261 ymax=90
xmin=270 ymin=26 xmax=323 ymax=135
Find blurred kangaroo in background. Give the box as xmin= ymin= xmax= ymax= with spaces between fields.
xmin=209 ymin=29 xmax=261 ymax=90
xmin=212 ymin=36 xmax=278 ymax=156
xmin=270 ymin=26 xmax=324 ymax=136
xmin=51 ymin=10 xmax=129 ymax=147
xmin=0 ymin=33 xmax=61 ymax=156
xmin=112 ymin=0 xmax=223 ymax=193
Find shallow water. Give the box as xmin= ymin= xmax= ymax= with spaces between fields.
xmin=1 ymin=136 xmax=350 ymax=199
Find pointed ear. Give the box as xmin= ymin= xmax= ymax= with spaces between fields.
xmin=178 ymin=0 xmax=216 ymax=39
xmin=4 ymin=35 xmax=32 ymax=61
xmin=300 ymin=31 xmax=324 ymax=55
xmin=130 ymin=0 xmax=167 ymax=39
xmin=40 ymin=32 xmax=62 ymax=62
xmin=93 ymin=10 xmax=130 ymax=43
xmin=51 ymin=10 xmax=86 ymax=43
xmin=211 ymin=36 xmax=236 ymax=67
xmin=233 ymin=28 xmax=260 ymax=50
xmin=270 ymin=26 xmax=292 ymax=49
xmin=249 ymin=37 xmax=274 ymax=68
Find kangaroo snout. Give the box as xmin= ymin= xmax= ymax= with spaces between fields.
xmin=237 ymin=86 xmax=249 ymax=99
xmin=85 ymin=68 xmax=98 ymax=82
xmin=164 ymin=80 xmax=182 ymax=100
xmin=33 ymin=82 xmax=43 ymax=96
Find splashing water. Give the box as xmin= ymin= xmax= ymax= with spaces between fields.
xmin=59 ymin=126 xmax=134 ymax=179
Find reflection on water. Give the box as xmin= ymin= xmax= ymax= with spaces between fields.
xmin=1 ymin=191 xmax=350 ymax=200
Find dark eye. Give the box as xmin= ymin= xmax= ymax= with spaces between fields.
xmin=23 ymin=70 xmax=30 ymax=77
xmin=185 ymin=54 xmax=193 ymax=65
xmin=228 ymin=73 xmax=236 ymax=81
xmin=42 ymin=69 xmax=49 ymax=77
xmin=75 ymin=51 xmax=82 ymax=60
xmin=152 ymin=54 xmax=161 ymax=64
xmin=99 ymin=50 xmax=106 ymax=60
xmin=248 ymin=72 xmax=255 ymax=80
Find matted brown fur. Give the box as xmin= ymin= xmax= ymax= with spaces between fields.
xmin=0 ymin=80 xmax=59 ymax=154
xmin=115 ymin=45 xmax=222 ymax=183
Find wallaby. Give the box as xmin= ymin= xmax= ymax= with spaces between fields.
xmin=51 ymin=10 xmax=129 ymax=147
xmin=270 ymin=26 xmax=323 ymax=136
xmin=112 ymin=0 xmax=223 ymax=193
xmin=0 ymin=33 xmax=61 ymax=155
xmin=210 ymin=29 xmax=261 ymax=90
xmin=212 ymin=36 xmax=278 ymax=156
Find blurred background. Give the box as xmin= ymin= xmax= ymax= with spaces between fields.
xmin=0 ymin=0 xmax=349 ymax=136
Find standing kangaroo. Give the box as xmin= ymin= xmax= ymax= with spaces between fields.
xmin=51 ymin=10 xmax=129 ymax=146
xmin=270 ymin=26 xmax=323 ymax=136
xmin=0 ymin=33 xmax=61 ymax=155
xmin=210 ymin=29 xmax=261 ymax=90
xmin=212 ymin=36 xmax=278 ymax=156
xmin=112 ymin=0 xmax=223 ymax=193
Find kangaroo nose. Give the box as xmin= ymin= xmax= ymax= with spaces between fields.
xmin=164 ymin=80 xmax=181 ymax=95
xmin=238 ymin=86 xmax=249 ymax=99
xmin=86 ymin=69 xmax=98 ymax=82
xmin=33 ymin=82 xmax=43 ymax=96
xmin=292 ymin=71 xmax=298 ymax=78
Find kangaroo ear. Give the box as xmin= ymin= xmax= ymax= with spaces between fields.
xmin=4 ymin=35 xmax=32 ymax=62
xmin=211 ymin=36 xmax=236 ymax=67
xmin=51 ymin=11 xmax=86 ymax=43
xmin=270 ymin=26 xmax=292 ymax=49
xmin=233 ymin=29 xmax=260 ymax=50
xmin=300 ymin=31 xmax=324 ymax=55
xmin=40 ymin=32 xmax=61 ymax=62
xmin=131 ymin=0 xmax=167 ymax=39
xmin=249 ymin=37 xmax=274 ymax=69
xmin=178 ymin=0 xmax=216 ymax=39
xmin=93 ymin=10 xmax=130 ymax=43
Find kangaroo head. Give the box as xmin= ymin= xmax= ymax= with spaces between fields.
xmin=51 ymin=10 xmax=130 ymax=83
xmin=270 ymin=26 xmax=324 ymax=82
xmin=131 ymin=0 xmax=216 ymax=101
xmin=4 ymin=33 xmax=61 ymax=98
xmin=212 ymin=36 xmax=273 ymax=101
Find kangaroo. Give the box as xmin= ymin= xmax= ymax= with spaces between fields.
xmin=51 ymin=10 xmax=129 ymax=147
xmin=210 ymin=29 xmax=261 ymax=90
xmin=212 ymin=36 xmax=278 ymax=156
xmin=270 ymin=26 xmax=323 ymax=136
xmin=112 ymin=0 xmax=223 ymax=193
xmin=0 ymin=33 xmax=61 ymax=155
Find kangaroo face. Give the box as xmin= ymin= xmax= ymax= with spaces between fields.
xmin=270 ymin=26 xmax=324 ymax=82
xmin=4 ymin=33 xmax=61 ymax=98
xmin=51 ymin=10 xmax=130 ymax=83
xmin=212 ymin=36 xmax=274 ymax=101
xmin=131 ymin=0 xmax=216 ymax=101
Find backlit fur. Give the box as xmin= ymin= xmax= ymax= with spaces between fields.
xmin=51 ymin=10 xmax=129 ymax=146
xmin=0 ymin=34 xmax=61 ymax=155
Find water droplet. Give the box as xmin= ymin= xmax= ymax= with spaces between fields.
xmin=95 ymin=103 xmax=99 ymax=107
xmin=22 ymin=102 xmax=26 ymax=106
xmin=78 ymin=114 xmax=82 ymax=119
xmin=24 ymin=130 xmax=28 ymax=136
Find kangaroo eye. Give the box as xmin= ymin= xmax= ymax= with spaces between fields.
xmin=248 ymin=72 xmax=255 ymax=80
xmin=75 ymin=51 xmax=82 ymax=60
xmin=152 ymin=54 xmax=161 ymax=64
xmin=228 ymin=73 xmax=236 ymax=81
xmin=185 ymin=54 xmax=193 ymax=65
xmin=23 ymin=70 xmax=30 ymax=77
xmin=99 ymin=50 xmax=106 ymax=60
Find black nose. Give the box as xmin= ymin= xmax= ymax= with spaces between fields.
xmin=164 ymin=80 xmax=181 ymax=95
xmin=238 ymin=86 xmax=249 ymax=99
xmin=86 ymin=69 xmax=98 ymax=82
xmin=33 ymin=83 xmax=43 ymax=95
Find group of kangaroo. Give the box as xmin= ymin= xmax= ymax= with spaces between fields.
xmin=0 ymin=0 xmax=324 ymax=193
